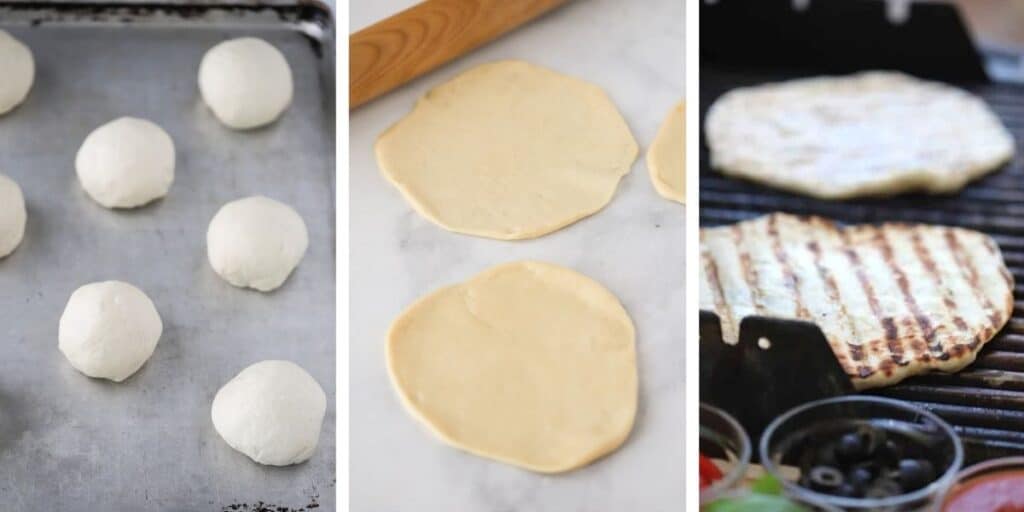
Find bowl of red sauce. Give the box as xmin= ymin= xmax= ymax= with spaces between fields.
xmin=941 ymin=456 xmax=1024 ymax=512
xmin=700 ymin=403 xmax=751 ymax=505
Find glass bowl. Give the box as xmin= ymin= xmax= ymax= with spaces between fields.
xmin=700 ymin=403 xmax=752 ymax=505
xmin=759 ymin=396 xmax=963 ymax=511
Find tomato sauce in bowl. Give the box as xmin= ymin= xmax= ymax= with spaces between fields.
xmin=942 ymin=460 xmax=1024 ymax=512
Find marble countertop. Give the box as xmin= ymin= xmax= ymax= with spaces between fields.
xmin=350 ymin=1 xmax=685 ymax=510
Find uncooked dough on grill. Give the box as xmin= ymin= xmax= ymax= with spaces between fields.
xmin=0 ymin=173 xmax=26 ymax=258
xmin=376 ymin=60 xmax=638 ymax=240
xmin=58 ymin=281 xmax=163 ymax=382
xmin=387 ymin=260 xmax=637 ymax=473
xmin=206 ymin=195 xmax=308 ymax=292
xmin=212 ymin=360 xmax=326 ymax=466
xmin=75 ymin=117 xmax=175 ymax=209
xmin=704 ymin=71 xmax=1015 ymax=199
xmin=0 ymin=30 xmax=34 ymax=115
xmin=198 ymin=37 xmax=294 ymax=129
xmin=648 ymin=101 xmax=685 ymax=203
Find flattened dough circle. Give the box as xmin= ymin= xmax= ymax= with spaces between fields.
xmin=648 ymin=101 xmax=685 ymax=203
xmin=376 ymin=60 xmax=638 ymax=240
xmin=705 ymin=71 xmax=1015 ymax=199
xmin=387 ymin=261 xmax=637 ymax=473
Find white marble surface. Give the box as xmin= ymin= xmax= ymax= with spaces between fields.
xmin=350 ymin=1 xmax=686 ymax=510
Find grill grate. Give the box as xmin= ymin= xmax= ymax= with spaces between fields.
xmin=700 ymin=67 xmax=1024 ymax=463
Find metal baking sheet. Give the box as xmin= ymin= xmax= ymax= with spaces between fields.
xmin=0 ymin=3 xmax=335 ymax=510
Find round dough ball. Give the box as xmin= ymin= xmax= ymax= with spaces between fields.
xmin=198 ymin=37 xmax=294 ymax=129
xmin=206 ymin=195 xmax=308 ymax=292
xmin=648 ymin=101 xmax=685 ymax=203
xmin=0 ymin=30 xmax=34 ymax=115
xmin=387 ymin=261 xmax=638 ymax=473
xmin=75 ymin=117 xmax=175 ymax=209
xmin=211 ymin=360 xmax=327 ymax=466
xmin=0 ymin=173 xmax=26 ymax=258
xmin=58 ymin=281 xmax=163 ymax=382
xmin=375 ymin=60 xmax=639 ymax=240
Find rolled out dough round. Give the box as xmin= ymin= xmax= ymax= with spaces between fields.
xmin=198 ymin=37 xmax=294 ymax=129
xmin=704 ymin=71 xmax=1015 ymax=199
xmin=75 ymin=117 xmax=175 ymax=209
xmin=0 ymin=173 xmax=26 ymax=258
xmin=0 ymin=30 xmax=34 ymax=115
xmin=211 ymin=360 xmax=327 ymax=466
xmin=376 ymin=60 xmax=638 ymax=240
xmin=58 ymin=281 xmax=162 ymax=382
xmin=387 ymin=260 xmax=637 ymax=473
xmin=648 ymin=101 xmax=685 ymax=203
xmin=206 ymin=195 xmax=308 ymax=292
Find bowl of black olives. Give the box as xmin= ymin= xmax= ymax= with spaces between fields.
xmin=759 ymin=396 xmax=963 ymax=511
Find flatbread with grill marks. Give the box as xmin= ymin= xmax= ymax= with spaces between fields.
xmin=699 ymin=213 xmax=1014 ymax=389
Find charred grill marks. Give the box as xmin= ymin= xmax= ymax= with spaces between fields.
xmin=698 ymin=213 xmax=1014 ymax=389
xmin=767 ymin=214 xmax=811 ymax=319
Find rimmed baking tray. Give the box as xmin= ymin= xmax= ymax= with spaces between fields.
xmin=0 ymin=2 xmax=335 ymax=509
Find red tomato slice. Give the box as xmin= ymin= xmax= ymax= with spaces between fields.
xmin=700 ymin=453 xmax=724 ymax=486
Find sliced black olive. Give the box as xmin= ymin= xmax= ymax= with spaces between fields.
xmin=835 ymin=482 xmax=861 ymax=498
xmin=835 ymin=425 xmax=884 ymax=463
xmin=849 ymin=465 xmax=874 ymax=488
xmin=836 ymin=431 xmax=869 ymax=463
xmin=865 ymin=478 xmax=904 ymax=498
xmin=856 ymin=424 xmax=885 ymax=455
xmin=897 ymin=458 xmax=936 ymax=491
xmin=807 ymin=465 xmax=845 ymax=492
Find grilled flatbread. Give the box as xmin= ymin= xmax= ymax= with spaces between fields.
xmin=699 ymin=213 xmax=1014 ymax=389
xmin=704 ymin=72 xmax=1015 ymax=199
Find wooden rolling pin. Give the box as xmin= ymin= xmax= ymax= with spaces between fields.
xmin=350 ymin=0 xmax=570 ymax=109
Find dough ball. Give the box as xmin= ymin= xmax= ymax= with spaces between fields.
xmin=58 ymin=281 xmax=163 ymax=382
xmin=211 ymin=360 xmax=327 ymax=466
xmin=388 ymin=261 xmax=638 ymax=473
xmin=0 ymin=30 xmax=34 ymax=115
xmin=75 ymin=117 xmax=175 ymax=209
xmin=648 ymin=101 xmax=685 ymax=203
xmin=206 ymin=195 xmax=308 ymax=292
xmin=376 ymin=60 xmax=638 ymax=240
xmin=0 ymin=173 xmax=26 ymax=258
xmin=198 ymin=37 xmax=293 ymax=129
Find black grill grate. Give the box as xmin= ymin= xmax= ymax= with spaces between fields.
xmin=700 ymin=67 xmax=1024 ymax=463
